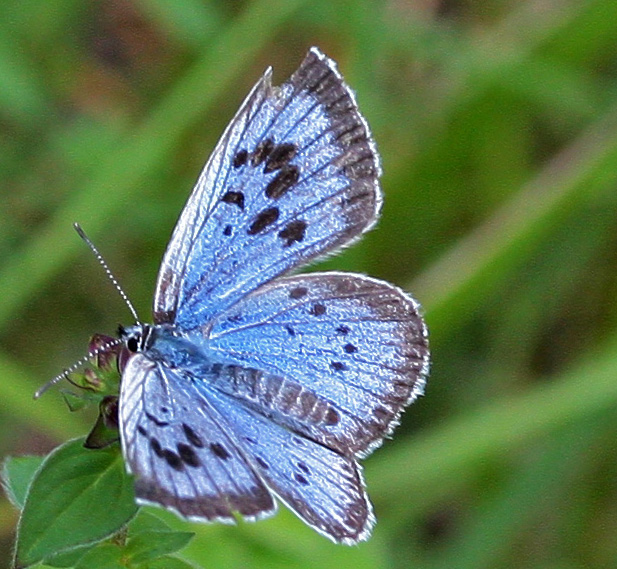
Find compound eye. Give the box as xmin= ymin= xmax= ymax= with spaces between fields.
xmin=127 ymin=337 xmax=139 ymax=352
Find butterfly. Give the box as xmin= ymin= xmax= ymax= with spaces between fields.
xmin=105 ymin=47 xmax=428 ymax=544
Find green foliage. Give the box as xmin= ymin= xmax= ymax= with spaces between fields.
xmin=11 ymin=438 xmax=137 ymax=567
xmin=2 ymin=456 xmax=44 ymax=509
xmin=3 ymin=1 xmax=617 ymax=568
xmin=3 ymin=445 xmax=194 ymax=568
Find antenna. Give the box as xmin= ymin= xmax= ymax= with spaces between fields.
xmin=73 ymin=223 xmax=141 ymax=324
xmin=35 ymin=224 xmax=140 ymax=399
xmin=34 ymin=337 xmax=123 ymax=399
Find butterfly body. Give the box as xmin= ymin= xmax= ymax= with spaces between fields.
xmin=114 ymin=47 xmax=429 ymax=544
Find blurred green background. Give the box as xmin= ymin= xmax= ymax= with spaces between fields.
xmin=3 ymin=0 xmax=617 ymax=567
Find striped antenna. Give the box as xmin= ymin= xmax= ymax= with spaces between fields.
xmin=35 ymin=224 xmax=139 ymax=398
xmin=34 ymin=337 xmax=123 ymax=399
xmin=73 ymin=223 xmax=141 ymax=324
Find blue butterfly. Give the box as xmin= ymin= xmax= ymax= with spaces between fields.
xmin=93 ymin=47 xmax=428 ymax=544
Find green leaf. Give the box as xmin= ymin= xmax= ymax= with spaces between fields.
xmin=60 ymin=390 xmax=94 ymax=412
xmin=128 ymin=511 xmax=173 ymax=534
xmin=125 ymin=530 xmax=194 ymax=564
xmin=73 ymin=544 xmax=124 ymax=569
xmin=84 ymin=397 xmax=120 ymax=450
xmin=1 ymin=455 xmax=44 ymax=509
xmin=43 ymin=544 xmax=92 ymax=568
xmin=14 ymin=437 xmax=137 ymax=568
xmin=141 ymin=556 xmax=197 ymax=569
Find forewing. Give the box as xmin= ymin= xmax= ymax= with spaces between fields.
xmin=119 ymin=353 xmax=276 ymax=523
xmin=205 ymin=387 xmax=373 ymax=544
xmin=202 ymin=272 xmax=429 ymax=458
xmin=154 ymin=47 xmax=381 ymax=329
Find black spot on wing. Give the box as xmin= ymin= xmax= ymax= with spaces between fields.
xmin=233 ymin=148 xmax=248 ymax=168
xmin=255 ymin=456 xmax=269 ymax=469
xmin=223 ymin=225 xmax=232 ymax=236
xmin=330 ymin=361 xmax=346 ymax=372
xmin=278 ymin=219 xmax=307 ymax=247
xmin=177 ymin=442 xmax=201 ymax=467
xmin=289 ymin=286 xmax=308 ymax=299
xmin=265 ymin=165 xmax=300 ymax=199
xmin=295 ymin=473 xmax=309 ymax=485
xmin=210 ymin=442 xmax=231 ymax=460
xmin=285 ymin=325 xmax=296 ymax=336
xmin=150 ymin=436 xmax=185 ymax=470
xmin=335 ymin=325 xmax=350 ymax=335
xmin=325 ymin=407 xmax=340 ymax=426
xmin=344 ymin=343 xmax=357 ymax=354
xmin=182 ymin=423 xmax=205 ymax=448
xmin=247 ymin=207 xmax=279 ymax=235
xmin=137 ymin=426 xmax=148 ymax=437
xmin=150 ymin=437 xmax=163 ymax=456
xmin=162 ymin=449 xmax=184 ymax=471
xmin=264 ymin=143 xmax=297 ymax=173
xmin=310 ymin=303 xmax=326 ymax=316
xmin=146 ymin=411 xmax=169 ymax=427
xmin=222 ymin=190 xmax=245 ymax=210
xmin=251 ymin=138 xmax=275 ymax=166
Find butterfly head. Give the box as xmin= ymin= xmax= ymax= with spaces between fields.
xmin=118 ymin=323 xmax=154 ymax=354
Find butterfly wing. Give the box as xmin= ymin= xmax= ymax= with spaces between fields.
xmin=153 ymin=47 xmax=381 ymax=330
xmin=205 ymin=386 xmax=373 ymax=544
xmin=119 ymin=353 xmax=276 ymax=522
xmin=200 ymin=272 xmax=429 ymax=458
